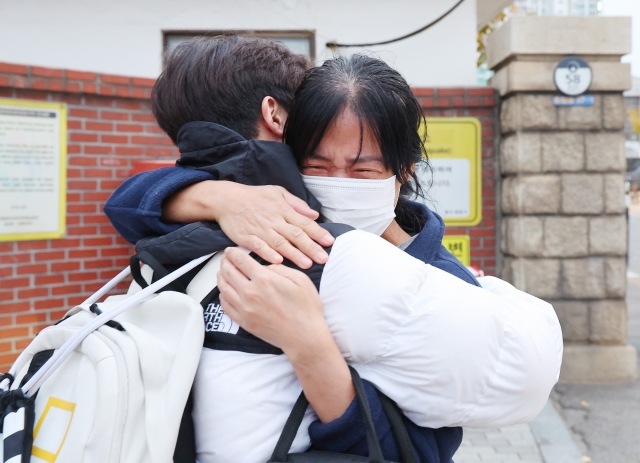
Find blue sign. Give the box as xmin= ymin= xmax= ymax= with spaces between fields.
xmin=552 ymin=95 xmax=595 ymax=107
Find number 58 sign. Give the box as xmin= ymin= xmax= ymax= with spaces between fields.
xmin=554 ymin=56 xmax=592 ymax=96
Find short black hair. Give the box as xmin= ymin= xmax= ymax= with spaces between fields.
xmin=152 ymin=35 xmax=312 ymax=143
xmin=284 ymin=55 xmax=428 ymax=214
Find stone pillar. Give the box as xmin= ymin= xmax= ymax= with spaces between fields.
xmin=487 ymin=16 xmax=637 ymax=382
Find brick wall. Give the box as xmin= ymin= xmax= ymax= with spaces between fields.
xmin=0 ymin=62 xmax=178 ymax=369
xmin=0 ymin=61 xmax=498 ymax=371
xmin=414 ymin=88 xmax=499 ymax=275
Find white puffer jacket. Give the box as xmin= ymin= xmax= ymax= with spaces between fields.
xmin=182 ymin=230 xmax=563 ymax=463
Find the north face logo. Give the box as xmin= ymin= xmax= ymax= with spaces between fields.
xmin=204 ymin=302 xmax=239 ymax=334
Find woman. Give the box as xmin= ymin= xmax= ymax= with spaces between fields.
xmin=125 ymin=54 xmax=560 ymax=462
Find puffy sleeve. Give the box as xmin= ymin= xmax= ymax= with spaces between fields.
xmin=320 ymin=230 xmax=563 ymax=429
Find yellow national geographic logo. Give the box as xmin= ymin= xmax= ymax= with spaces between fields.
xmin=442 ymin=235 xmax=471 ymax=266
xmin=31 ymin=397 xmax=76 ymax=462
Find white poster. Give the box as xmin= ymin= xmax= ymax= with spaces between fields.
xmin=418 ymin=158 xmax=471 ymax=218
xmin=0 ymin=100 xmax=66 ymax=241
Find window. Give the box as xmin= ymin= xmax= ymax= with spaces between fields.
xmin=163 ymin=30 xmax=315 ymax=61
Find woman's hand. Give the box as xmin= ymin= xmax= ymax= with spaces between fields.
xmin=162 ymin=180 xmax=335 ymax=269
xmin=218 ymin=247 xmax=355 ymax=422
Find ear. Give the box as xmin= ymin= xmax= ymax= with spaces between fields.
xmin=256 ymin=96 xmax=288 ymax=141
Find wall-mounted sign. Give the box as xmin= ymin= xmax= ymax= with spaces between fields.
xmin=554 ymin=56 xmax=592 ymax=96
xmin=0 ymin=99 xmax=67 ymax=242
xmin=418 ymin=118 xmax=482 ymax=227
xmin=442 ymin=235 xmax=470 ymax=266
xmin=552 ymin=95 xmax=595 ymax=107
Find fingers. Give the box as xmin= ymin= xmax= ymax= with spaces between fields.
xmin=268 ymin=264 xmax=313 ymax=286
xmin=223 ymin=247 xmax=271 ymax=280
xmin=237 ymin=235 xmax=283 ymax=265
xmin=282 ymin=189 xmax=320 ymax=220
xmin=284 ymin=209 xmax=335 ymax=249
xmin=264 ymin=229 xmax=313 ymax=269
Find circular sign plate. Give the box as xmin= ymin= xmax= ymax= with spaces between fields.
xmin=554 ymin=56 xmax=592 ymax=96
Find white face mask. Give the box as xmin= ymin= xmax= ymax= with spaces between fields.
xmin=301 ymin=175 xmax=397 ymax=236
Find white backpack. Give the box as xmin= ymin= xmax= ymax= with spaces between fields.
xmin=0 ymin=253 xmax=213 ymax=463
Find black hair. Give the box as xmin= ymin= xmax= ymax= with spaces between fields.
xmin=152 ymin=35 xmax=312 ymax=143
xmin=284 ymin=54 xmax=429 ymax=231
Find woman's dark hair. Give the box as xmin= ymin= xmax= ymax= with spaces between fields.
xmin=152 ymin=35 xmax=311 ymax=143
xmin=284 ymin=55 xmax=429 ymax=231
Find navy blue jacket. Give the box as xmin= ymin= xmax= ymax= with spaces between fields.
xmin=104 ymin=122 xmax=477 ymax=462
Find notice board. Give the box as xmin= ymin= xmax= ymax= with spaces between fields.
xmin=0 ymin=99 xmax=67 ymax=242
xmin=418 ymin=118 xmax=482 ymax=227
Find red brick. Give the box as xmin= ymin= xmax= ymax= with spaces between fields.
xmin=468 ymin=88 xmax=495 ymax=96
xmin=17 ymin=313 xmax=48 ymax=324
xmin=98 ymin=85 xmax=115 ymax=96
xmin=84 ymin=83 xmax=97 ymax=94
xmin=35 ymin=298 xmax=65 ymax=310
xmin=0 ymin=88 xmax=12 ymax=97
xmin=438 ymin=88 xmax=465 ymax=96
xmin=83 ymin=192 xmax=111 ymax=202
xmin=35 ymin=251 xmax=65 ymax=261
xmin=66 ymin=216 xmax=81 ymax=225
xmin=17 ymin=288 xmax=48 ymax=299
xmin=115 ymin=146 xmax=143 ymax=156
xmin=15 ymin=89 xmax=46 ymax=100
xmin=17 ymin=264 xmax=47 ymax=275
xmin=50 ymin=239 xmax=81 ymax=249
xmin=69 ymin=157 xmax=98 ymax=167
xmin=436 ymin=99 xmax=451 ymax=107
xmin=67 ymin=168 xmax=82 ymax=178
xmin=412 ymin=88 xmax=435 ymax=97
xmin=100 ymin=158 xmax=127 ymax=167
xmin=68 ymin=180 xmax=97 ymax=190
xmin=68 ymin=272 xmax=98 ymax=282
xmin=145 ymin=125 xmax=164 ymax=134
xmin=51 ymin=285 xmax=82 ymax=296
xmin=31 ymin=66 xmax=63 ymax=78
xmin=51 ymin=94 xmax=82 ymax=105
xmin=69 ymin=249 xmax=98 ymax=259
xmin=85 ymin=96 xmax=113 ymax=107
xmin=69 ymin=133 xmax=98 ymax=143
xmin=69 ymin=108 xmax=98 ymax=118
xmin=0 ymin=342 xmax=12 ymax=352
xmin=117 ymin=123 xmax=143 ymax=133
xmin=17 ymin=241 xmax=48 ymax=251
xmin=131 ymin=135 xmax=160 ymax=145
xmin=83 ymin=169 xmax=113 ymax=178
xmin=68 ymin=204 xmax=96 ymax=213
xmin=0 ymin=326 xmax=29 ymax=340
xmin=132 ymin=77 xmax=156 ymax=87
xmin=102 ymin=111 xmax=129 ymax=121
xmin=66 ymin=70 xmax=96 ymax=81
xmin=31 ymin=79 xmax=47 ymax=90
xmin=67 ymin=296 xmax=87 ymax=306
xmin=100 ymin=74 xmax=130 ymax=85
xmin=83 ymin=214 xmax=110 ymax=224
xmin=67 ymin=144 xmax=81 ymax=154
xmin=0 ymin=278 xmax=29 ymax=289
xmin=101 ymin=134 xmax=128 ymax=144
xmin=0 ymin=302 xmax=30 ymax=314
xmin=48 ymin=310 xmax=68 ymax=320
xmin=0 ymin=254 xmax=30 ymax=264
xmin=452 ymin=98 xmax=466 ymax=107
xmin=67 ymin=120 xmax=82 ymax=130
xmin=35 ymin=274 xmax=65 ymax=285
xmin=0 ymin=268 xmax=13 ymax=278
xmin=0 ymin=292 xmax=14 ymax=302
xmin=86 ymin=121 xmax=113 ymax=131
xmin=132 ymin=114 xmax=157 ymax=123
xmin=66 ymin=226 xmax=97 ymax=236
xmin=65 ymin=82 xmax=82 ymax=93
xmin=144 ymin=147 xmax=177 ymax=157
xmin=470 ymin=229 xmax=494 ymax=237
xmin=49 ymin=81 xmax=63 ymax=92
xmin=116 ymin=87 xmax=131 ymax=98
xmin=100 ymin=181 xmax=123 ymax=190
xmin=0 ymin=76 xmax=9 ymax=87
xmin=0 ymin=243 xmax=14 ymax=252
xmin=131 ymin=88 xmax=146 ymax=99
xmin=101 ymin=247 xmax=130 ymax=257
xmin=115 ymin=101 xmax=142 ymax=110
xmin=0 ymin=63 xmax=28 ymax=75
xmin=84 ymin=259 xmax=114 ymax=269
xmin=83 ymin=237 xmax=112 ymax=247
xmin=84 ymin=145 xmax=112 ymax=155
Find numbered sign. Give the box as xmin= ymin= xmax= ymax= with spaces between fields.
xmin=554 ymin=56 xmax=592 ymax=96
xmin=418 ymin=118 xmax=482 ymax=227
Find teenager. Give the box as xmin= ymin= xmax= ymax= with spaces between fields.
xmin=104 ymin=37 xmax=562 ymax=463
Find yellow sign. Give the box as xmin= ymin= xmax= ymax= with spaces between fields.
xmin=0 ymin=99 xmax=67 ymax=242
xmin=442 ymin=235 xmax=471 ymax=266
xmin=32 ymin=396 xmax=76 ymax=462
xmin=418 ymin=118 xmax=482 ymax=227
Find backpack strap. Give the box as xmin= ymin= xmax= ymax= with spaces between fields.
xmin=20 ymin=252 xmax=215 ymax=398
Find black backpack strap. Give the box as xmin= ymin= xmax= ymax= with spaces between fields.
xmin=375 ymin=390 xmax=418 ymax=463
xmin=130 ymin=250 xmax=187 ymax=293
xmin=269 ymin=367 xmax=385 ymax=463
